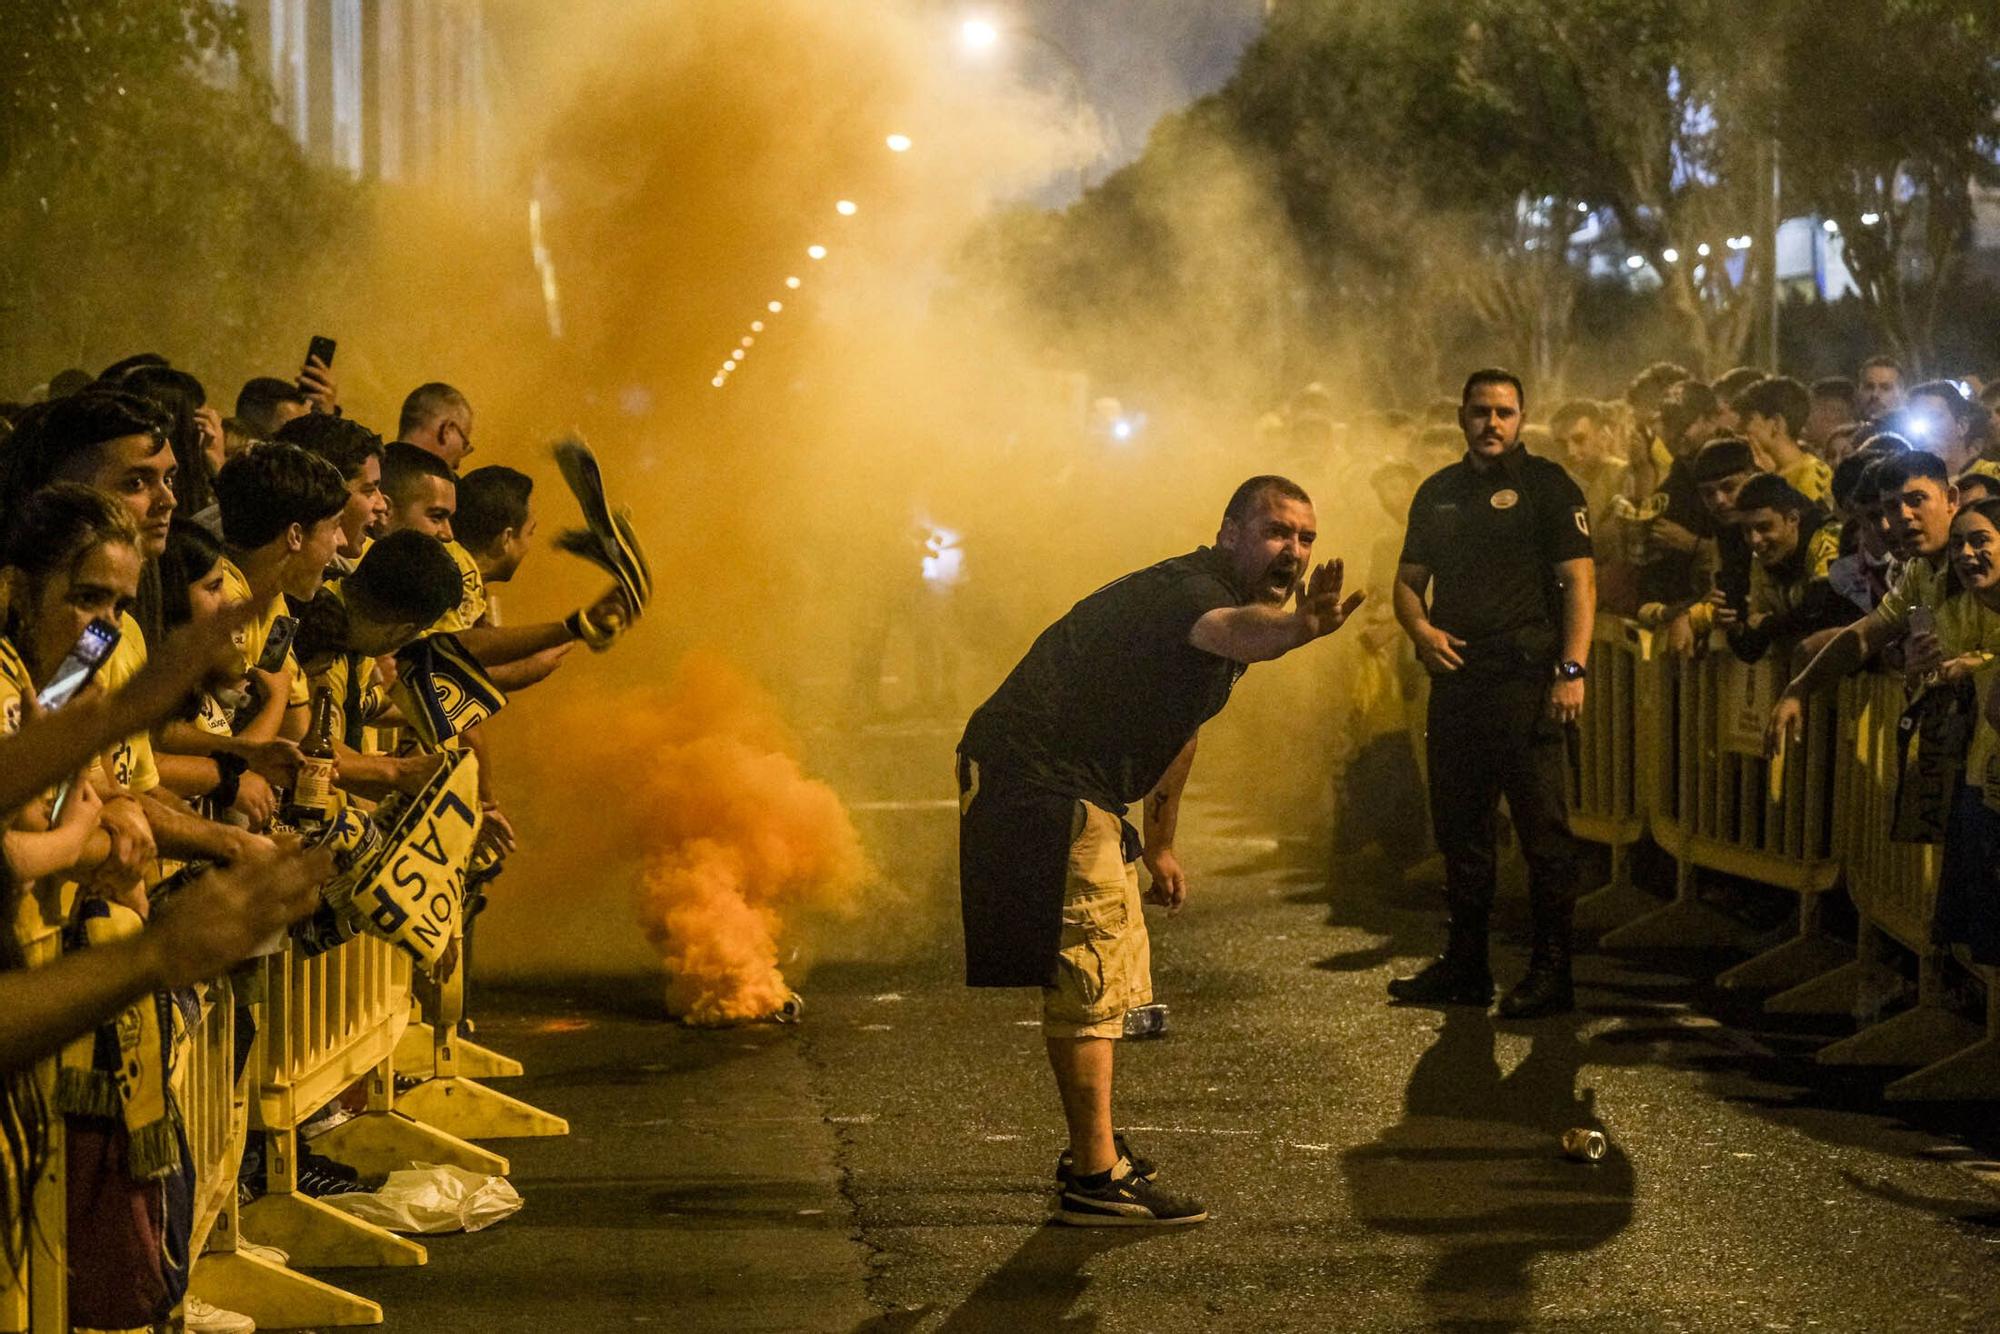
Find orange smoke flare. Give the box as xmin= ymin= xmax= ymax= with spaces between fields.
xmin=557 ymin=651 xmax=868 ymax=1024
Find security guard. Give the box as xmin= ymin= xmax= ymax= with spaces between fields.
xmin=1388 ymin=368 xmax=1596 ymax=1018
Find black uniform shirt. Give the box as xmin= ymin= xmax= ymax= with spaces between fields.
xmin=1399 ymin=446 xmax=1594 ymax=674
xmin=959 ymin=547 xmax=1250 ymax=812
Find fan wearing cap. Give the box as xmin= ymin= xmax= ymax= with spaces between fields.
xmin=1387 ymin=369 xmax=1595 ymax=1020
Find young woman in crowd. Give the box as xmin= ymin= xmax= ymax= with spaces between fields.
xmin=0 ymin=485 xmax=153 ymax=900
xmin=1919 ymin=496 xmax=2000 ymax=965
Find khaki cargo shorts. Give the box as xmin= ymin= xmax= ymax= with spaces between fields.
xmin=1043 ymin=800 xmax=1153 ymax=1039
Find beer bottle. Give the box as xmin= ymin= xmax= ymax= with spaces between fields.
xmin=286 ymin=686 xmax=338 ymax=830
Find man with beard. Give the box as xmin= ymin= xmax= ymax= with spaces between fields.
xmin=957 ymin=475 xmax=1365 ymax=1226
xmin=1388 ymin=369 xmax=1596 ymax=1019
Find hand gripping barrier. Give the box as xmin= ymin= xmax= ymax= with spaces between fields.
xmin=1598 ymin=639 xmax=1841 ymax=962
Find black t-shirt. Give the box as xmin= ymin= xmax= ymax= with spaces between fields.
xmin=959 ymin=547 xmax=1250 ymax=811
xmin=1399 ymin=447 xmax=1594 ymax=673
xmin=1638 ymin=455 xmax=1716 ymax=603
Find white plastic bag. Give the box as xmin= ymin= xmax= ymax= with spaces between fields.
xmin=324 ymin=1162 xmax=523 ymax=1234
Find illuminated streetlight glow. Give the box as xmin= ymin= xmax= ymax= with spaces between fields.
xmin=751 ymin=320 xmax=764 ymax=332
xmin=836 ymin=199 xmax=858 ymax=216
xmin=1822 ymin=219 xmax=1839 ymax=234
xmin=1860 ymin=211 xmax=1881 ymax=226
xmin=1625 ymin=254 xmax=1644 ymax=270
xmin=886 ymin=133 xmax=912 ymax=153
xmin=960 ymin=17 xmax=1000 ymax=52
xmin=741 ymin=336 xmax=753 ymax=347
xmin=785 ymin=276 xmax=801 ymax=290
xmin=768 ymin=300 xmax=783 ymax=313
xmin=712 ymin=377 xmax=724 ymax=388
xmin=1696 ymin=243 xmax=1712 ymax=257
xmin=1661 ymin=247 xmax=1679 ymax=263
xmin=807 ymin=244 xmax=827 ymax=260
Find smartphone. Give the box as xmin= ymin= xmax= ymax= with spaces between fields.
xmin=37 ymin=619 xmax=120 ymax=712
xmin=257 ymin=614 xmax=300 ymax=673
xmin=1909 ymin=604 xmax=1938 ymax=641
xmin=305 ymin=334 xmax=337 ymax=370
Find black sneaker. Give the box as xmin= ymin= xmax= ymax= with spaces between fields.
xmin=1055 ymin=1133 xmax=1156 ymax=1185
xmin=295 ymin=1148 xmax=367 ymax=1198
xmin=1055 ymin=1161 xmax=1208 ymax=1227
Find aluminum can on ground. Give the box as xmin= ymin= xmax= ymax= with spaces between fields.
xmin=1122 ymin=1003 xmax=1169 ymax=1040
xmin=1561 ymin=1128 xmax=1608 ymax=1162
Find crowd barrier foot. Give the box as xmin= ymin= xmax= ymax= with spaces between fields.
xmin=1886 ymin=1037 xmax=2000 ymax=1100
xmin=189 ymin=1247 xmax=383 ymax=1328
xmin=1598 ymin=894 xmax=1757 ymax=952
xmin=1816 ymin=1003 xmax=1982 ymax=1068
xmin=1574 ymin=877 xmax=1660 ymax=942
xmin=1718 ymin=932 xmax=1853 ymax=993
xmin=240 ymin=1190 xmax=428 ymax=1268
xmin=396 ymin=1021 xmax=525 ymax=1079
xmin=313 ymin=1107 xmax=510 ymax=1178
xmin=396 ymin=1074 xmax=570 ymax=1140
xmin=1766 ymin=959 xmax=1903 ymax=1017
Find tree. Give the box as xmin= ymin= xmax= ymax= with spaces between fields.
xmin=0 ymin=0 xmax=356 ymax=393
xmin=1775 ymin=0 xmax=2000 ymax=373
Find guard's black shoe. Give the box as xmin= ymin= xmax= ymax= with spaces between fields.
xmin=1056 ymin=1133 xmax=1156 ymax=1185
xmin=1496 ymin=968 xmax=1574 ymax=1019
xmin=1387 ymin=956 xmax=1494 ymax=1007
xmin=1055 ymin=1161 xmax=1207 ymax=1227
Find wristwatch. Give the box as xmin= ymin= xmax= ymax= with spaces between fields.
xmin=1555 ymin=660 xmax=1588 ymax=682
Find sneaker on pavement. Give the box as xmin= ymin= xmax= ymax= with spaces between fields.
xmin=185 ymin=1295 xmax=256 ymax=1333
xmin=1055 ymin=1133 xmax=1156 ymax=1185
xmin=1055 ymin=1159 xmax=1207 ymax=1227
xmin=238 ymin=1239 xmax=289 ymax=1266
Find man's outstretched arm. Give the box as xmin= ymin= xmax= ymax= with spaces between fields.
xmin=1189 ymin=560 xmax=1364 ymax=664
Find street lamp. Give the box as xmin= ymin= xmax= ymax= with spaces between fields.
xmin=885 ymin=133 xmax=912 ymax=153
xmin=955 ymin=12 xmax=1091 ymax=195
xmin=959 ymin=17 xmax=1000 ymax=52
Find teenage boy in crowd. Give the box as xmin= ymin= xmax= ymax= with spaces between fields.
xmin=1715 ymin=474 xmax=1848 ymax=664
xmin=1768 ymin=451 xmax=1959 ymax=750
xmin=274 ymin=412 xmax=389 ymax=572
xmin=1735 ymin=376 xmax=1832 ymax=503
xmin=212 ymin=443 xmax=350 ymax=744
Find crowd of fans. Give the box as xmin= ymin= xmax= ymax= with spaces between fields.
xmin=1308 ymin=354 xmax=2000 ymax=990
xmin=0 ymin=351 xmax=633 ymax=1331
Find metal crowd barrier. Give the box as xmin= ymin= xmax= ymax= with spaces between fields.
xmin=1566 ymin=619 xmax=2000 ymax=1099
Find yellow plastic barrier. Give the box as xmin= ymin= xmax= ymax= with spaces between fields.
xmin=196 ymin=932 xmax=495 ymax=1329
xmin=393 ymin=916 xmax=569 ymax=1143
xmin=1570 ymin=616 xmax=1661 ymax=933
xmin=1601 ymin=642 xmax=1841 ymax=959
xmin=1784 ymin=674 xmax=1983 ymax=1071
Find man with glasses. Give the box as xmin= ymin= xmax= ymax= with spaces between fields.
xmin=398 ymin=382 xmax=476 ymax=470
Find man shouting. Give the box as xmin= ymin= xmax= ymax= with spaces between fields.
xmin=956 ymin=475 xmax=1364 ymax=1226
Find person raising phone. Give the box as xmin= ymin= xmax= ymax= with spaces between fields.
xmin=0 ymin=486 xmax=157 ymax=899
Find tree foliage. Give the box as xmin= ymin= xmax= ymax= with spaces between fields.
xmin=983 ymin=0 xmax=2000 ymax=400
xmin=0 ymin=0 xmax=358 ymax=393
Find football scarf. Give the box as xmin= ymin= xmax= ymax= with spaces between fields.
xmin=552 ymin=435 xmax=654 ymax=645
xmin=391 ymin=631 xmax=506 ymax=749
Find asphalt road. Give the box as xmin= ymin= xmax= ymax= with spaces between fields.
xmin=342 ymin=724 xmax=2000 ymax=1333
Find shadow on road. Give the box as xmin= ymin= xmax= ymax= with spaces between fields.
xmin=883 ymin=1226 xmax=1169 ymax=1333
xmin=1342 ymin=1008 xmax=1636 ymax=1332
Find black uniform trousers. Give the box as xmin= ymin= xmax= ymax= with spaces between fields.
xmin=1425 ymin=672 xmax=1582 ymax=925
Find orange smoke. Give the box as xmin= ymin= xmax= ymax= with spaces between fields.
xmin=557 ymin=651 xmax=869 ymax=1024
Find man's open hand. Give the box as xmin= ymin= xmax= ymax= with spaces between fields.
xmin=1296 ymin=560 xmax=1366 ymax=641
